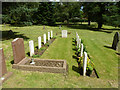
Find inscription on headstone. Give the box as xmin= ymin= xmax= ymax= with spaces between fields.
xmin=12 ymin=38 xmax=25 ymax=64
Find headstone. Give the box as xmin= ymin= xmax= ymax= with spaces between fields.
xmin=77 ymin=35 xmax=79 ymax=46
xmin=51 ymin=31 xmax=53 ymax=38
xmin=112 ymin=32 xmax=119 ymax=50
xmin=48 ymin=32 xmax=50 ymax=41
xmin=79 ymin=39 xmax=81 ymax=48
xmin=83 ymin=52 xmax=87 ymax=76
xmin=62 ymin=30 xmax=67 ymax=38
xmin=12 ymin=38 xmax=25 ymax=64
xmin=80 ymin=44 xmax=83 ymax=57
xmin=29 ymin=40 xmax=34 ymax=57
xmin=44 ymin=34 xmax=46 ymax=44
xmin=43 ymin=25 xmax=45 ymax=30
xmin=0 ymin=48 xmax=7 ymax=77
xmin=38 ymin=36 xmax=41 ymax=49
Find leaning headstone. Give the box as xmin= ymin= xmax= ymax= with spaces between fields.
xmin=38 ymin=36 xmax=41 ymax=49
xmin=29 ymin=40 xmax=34 ymax=57
xmin=62 ymin=30 xmax=67 ymax=38
xmin=0 ymin=48 xmax=13 ymax=84
xmin=12 ymin=38 xmax=25 ymax=64
xmin=44 ymin=34 xmax=46 ymax=44
xmin=112 ymin=32 xmax=119 ymax=50
xmin=51 ymin=30 xmax=53 ymax=38
xmin=83 ymin=52 xmax=87 ymax=76
xmin=80 ymin=44 xmax=83 ymax=57
xmin=48 ymin=32 xmax=50 ymax=41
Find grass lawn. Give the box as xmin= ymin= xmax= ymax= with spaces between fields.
xmin=1 ymin=22 xmax=119 ymax=88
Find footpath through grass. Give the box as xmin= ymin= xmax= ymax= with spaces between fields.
xmin=1 ymin=23 xmax=119 ymax=88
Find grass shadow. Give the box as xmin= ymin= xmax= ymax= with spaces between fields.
xmin=1 ymin=30 xmax=29 ymax=41
xmin=72 ymin=55 xmax=78 ymax=60
xmin=116 ymin=52 xmax=120 ymax=55
xmin=104 ymin=45 xmax=113 ymax=50
xmin=35 ymin=46 xmax=38 ymax=49
xmin=72 ymin=65 xmax=83 ymax=75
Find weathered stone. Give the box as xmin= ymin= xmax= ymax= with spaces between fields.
xmin=12 ymin=38 xmax=25 ymax=64
xmin=29 ymin=40 xmax=34 ymax=57
xmin=83 ymin=52 xmax=87 ymax=76
xmin=38 ymin=36 xmax=41 ymax=49
xmin=62 ymin=30 xmax=67 ymax=38
xmin=44 ymin=34 xmax=46 ymax=44
xmin=43 ymin=25 xmax=45 ymax=30
xmin=0 ymin=48 xmax=7 ymax=77
xmin=112 ymin=32 xmax=119 ymax=50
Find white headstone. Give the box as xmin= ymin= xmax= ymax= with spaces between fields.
xmin=77 ymin=35 xmax=79 ymax=46
xmin=43 ymin=34 xmax=46 ymax=44
xmin=38 ymin=36 xmax=41 ymax=49
xmin=51 ymin=30 xmax=53 ymax=38
xmin=62 ymin=30 xmax=67 ymax=38
xmin=29 ymin=40 xmax=34 ymax=57
xmin=79 ymin=39 xmax=81 ymax=48
xmin=76 ymin=32 xmax=78 ymax=41
xmin=80 ymin=44 xmax=83 ymax=57
xmin=83 ymin=52 xmax=87 ymax=76
xmin=48 ymin=32 xmax=50 ymax=41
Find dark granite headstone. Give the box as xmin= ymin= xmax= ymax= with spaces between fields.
xmin=12 ymin=38 xmax=25 ymax=64
xmin=0 ymin=48 xmax=7 ymax=77
xmin=112 ymin=32 xmax=119 ymax=50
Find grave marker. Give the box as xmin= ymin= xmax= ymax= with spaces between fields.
xmin=44 ymin=34 xmax=46 ymax=44
xmin=48 ymin=32 xmax=50 ymax=41
xmin=38 ymin=36 xmax=41 ymax=49
xmin=62 ymin=30 xmax=67 ymax=38
xmin=112 ymin=32 xmax=119 ymax=50
xmin=12 ymin=38 xmax=25 ymax=64
xmin=80 ymin=44 xmax=83 ymax=57
xmin=83 ymin=52 xmax=87 ymax=76
xmin=0 ymin=48 xmax=13 ymax=84
xmin=29 ymin=40 xmax=34 ymax=57
xmin=79 ymin=39 xmax=81 ymax=48
xmin=51 ymin=31 xmax=53 ymax=38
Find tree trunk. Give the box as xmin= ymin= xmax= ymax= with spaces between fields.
xmin=88 ymin=20 xmax=90 ymax=26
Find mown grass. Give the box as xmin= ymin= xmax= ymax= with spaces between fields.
xmin=1 ymin=22 xmax=119 ymax=88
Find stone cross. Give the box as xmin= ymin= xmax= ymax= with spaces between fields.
xmin=44 ymin=34 xmax=46 ymax=44
xmin=80 ymin=44 xmax=83 ymax=57
xmin=11 ymin=38 xmax=25 ymax=64
xmin=62 ymin=30 xmax=67 ymax=38
xmin=112 ymin=32 xmax=119 ymax=50
xmin=0 ymin=48 xmax=7 ymax=78
xmin=51 ymin=30 xmax=53 ymax=38
xmin=29 ymin=40 xmax=34 ymax=57
xmin=83 ymin=52 xmax=87 ymax=76
xmin=48 ymin=32 xmax=50 ymax=41
xmin=38 ymin=36 xmax=41 ymax=49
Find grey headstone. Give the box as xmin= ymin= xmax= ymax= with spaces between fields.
xmin=112 ymin=32 xmax=119 ymax=50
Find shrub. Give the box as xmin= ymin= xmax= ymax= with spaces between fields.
xmin=32 ymin=54 xmax=40 ymax=58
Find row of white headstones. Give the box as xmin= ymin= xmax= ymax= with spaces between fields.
xmin=76 ymin=32 xmax=87 ymax=76
xmin=29 ymin=31 xmax=53 ymax=57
